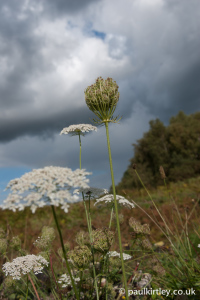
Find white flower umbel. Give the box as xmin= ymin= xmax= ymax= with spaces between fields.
xmin=2 ymin=254 xmax=48 ymax=280
xmin=107 ymin=251 xmax=132 ymax=261
xmin=60 ymin=124 xmax=97 ymax=136
xmin=1 ymin=166 xmax=91 ymax=213
xmin=58 ymin=273 xmax=80 ymax=288
xmin=94 ymin=194 xmax=135 ymax=209
xmin=74 ymin=187 xmax=108 ymax=199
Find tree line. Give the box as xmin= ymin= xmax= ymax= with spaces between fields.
xmin=117 ymin=111 xmax=200 ymax=190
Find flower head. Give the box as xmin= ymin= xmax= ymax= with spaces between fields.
xmin=94 ymin=194 xmax=135 ymax=209
xmin=1 ymin=166 xmax=91 ymax=213
xmin=34 ymin=226 xmax=55 ymax=251
xmin=129 ymin=217 xmax=150 ymax=235
xmin=60 ymin=124 xmax=97 ymax=136
xmin=107 ymin=251 xmax=132 ymax=261
xmin=92 ymin=228 xmax=115 ymax=254
xmin=85 ymin=77 xmax=120 ymax=124
xmin=68 ymin=245 xmax=92 ymax=269
xmin=2 ymin=254 xmax=48 ymax=280
xmin=58 ymin=274 xmax=80 ymax=288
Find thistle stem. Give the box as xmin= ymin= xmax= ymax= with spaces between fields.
xmin=105 ymin=122 xmax=128 ymax=299
xmin=51 ymin=206 xmax=79 ymax=300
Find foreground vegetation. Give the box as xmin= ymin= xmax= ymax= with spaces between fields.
xmin=0 ymin=77 xmax=200 ymax=299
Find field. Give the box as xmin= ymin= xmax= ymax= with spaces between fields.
xmin=0 ymin=176 xmax=200 ymax=299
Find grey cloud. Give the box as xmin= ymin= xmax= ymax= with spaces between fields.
xmin=41 ymin=0 xmax=101 ymax=17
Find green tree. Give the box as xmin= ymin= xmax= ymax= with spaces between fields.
xmin=117 ymin=111 xmax=200 ymax=190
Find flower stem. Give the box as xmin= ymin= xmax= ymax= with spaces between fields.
xmin=78 ymin=134 xmax=99 ymax=300
xmin=51 ymin=205 xmax=79 ymax=300
xmin=105 ymin=122 xmax=128 ymax=299
xmin=28 ymin=274 xmax=40 ymax=300
xmin=25 ymin=275 xmax=29 ymax=300
xmin=79 ymin=133 xmax=82 ymax=169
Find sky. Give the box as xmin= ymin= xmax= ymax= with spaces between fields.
xmin=0 ymin=0 xmax=200 ymax=202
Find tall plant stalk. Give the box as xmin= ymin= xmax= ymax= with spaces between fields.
xmin=78 ymin=133 xmax=99 ymax=300
xmin=105 ymin=122 xmax=128 ymax=299
xmin=51 ymin=206 xmax=79 ymax=300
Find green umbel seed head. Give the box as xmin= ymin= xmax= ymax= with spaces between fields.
xmin=85 ymin=77 xmax=120 ymax=123
xmin=68 ymin=245 xmax=92 ymax=270
xmin=92 ymin=228 xmax=115 ymax=254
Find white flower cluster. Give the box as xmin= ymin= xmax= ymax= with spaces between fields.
xmin=75 ymin=187 xmax=108 ymax=199
xmin=58 ymin=273 xmax=80 ymax=288
xmin=198 ymin=244 xmax=200 ymax=248
xmin=94 ymin=194 xmax=135 ymax=209
xmin=60 ymin=124 xmax=97 ymax=136
xmin=2 ymin=254 xmax=48 ymax=280
xmin=108 ymin=251 xmax=132 ymax=260
xmin=1 ymin=166 xmax=91 ymax=213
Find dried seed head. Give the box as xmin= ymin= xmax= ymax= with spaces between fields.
xmin=141 ymin=238 xmax=153 ymax=251
xmin=85 ymin=77 xmax=120 ymax=123
xmin=76 ymin=231 xmax=90 ymax=246
xmin=92 ymin=228 xmax=115 ymax=254
xmin=68 ymin=245 xmax=92 ymax=269
xmin=129 ymin=217 xmax=150 ymax=235
xmin=159 ymin=166 xmax=166 ymax=179
xmin=34 ymin=226 xmax=55 ymax=251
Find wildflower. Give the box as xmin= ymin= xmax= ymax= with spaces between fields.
xmin=75 ymin=187 xmax=108 ymax=199
xmin=84 ymin=77 xmax=120 ymax=124
xmin=94 ymin=194 xmax=135 ymax=209
xmin=68 ymin=245 xmax=92 ymax=269
xmin=34 ymin=226 xmax=55 ymax=251
xmin=60 ymin=124 xmax=97 ymax=136
xmin=129 ymin=217 xmax=150 ymax=235
xmin=58 ymin=274 xmax=80 ymax=288
xmin=198 ymin=244 xmax=200 ymax=248
xmin=1 ymin=166 xmax=91 ymax=213
xmin=92 ymin=228 xmax=115 ymax=254
xmin=75 ymin=231 xmax=90 ymax=246
xmin=107 ymin=251 xmax=132 ymax=260
xmin=2 ymin=254 xmax=48 ymax=280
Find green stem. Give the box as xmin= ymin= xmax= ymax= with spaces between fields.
xmin=51 ymin=206 xmax=79 ymax=300
xmin=28 ymin=274 xmax=40 ymax=300
xmin=109 ymin=207 xmax=114 ymax=229
xmin=79 ymin=133 xmax=81 ymax=170
xmin=78 ymin=134 xmax=99 ymax=300
xmin=25 ymin=275 xmax=29 ymax=300
xmin=105 ymin=122 xmax=128 ymax=299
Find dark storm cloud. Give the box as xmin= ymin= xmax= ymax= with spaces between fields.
xmin=0 ymin=106 xmax=94 ymax=142
xmin=41 ymin=0 xmax=101 ymax=17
